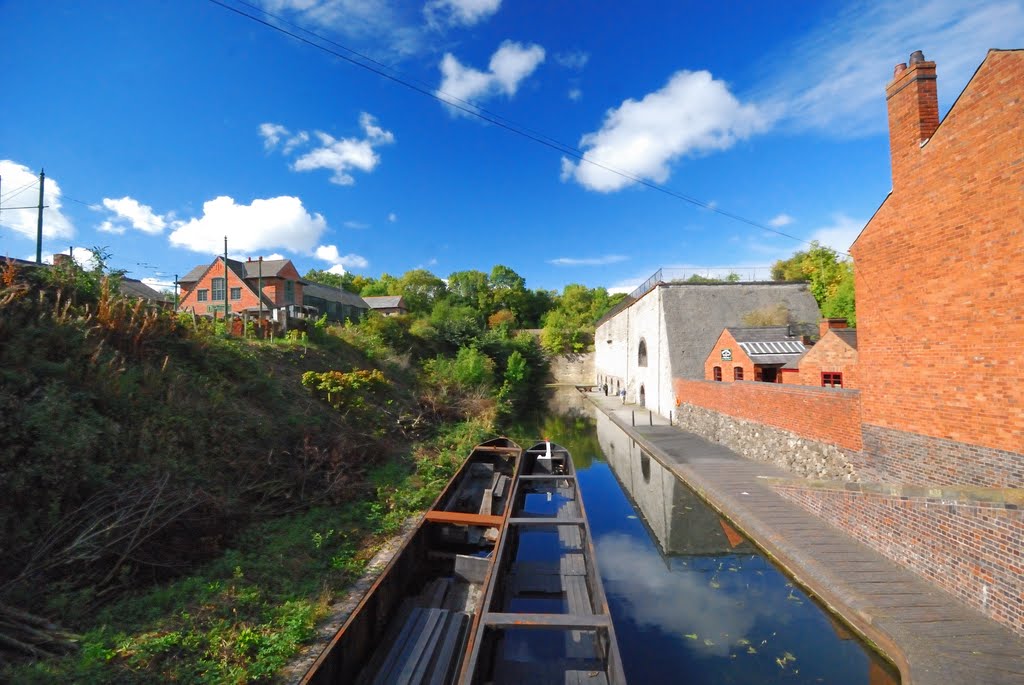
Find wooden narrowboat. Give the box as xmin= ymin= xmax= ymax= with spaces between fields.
xmin=458 ymin=441 xmax=626 ymax=685
xmin=300 ymin=437 xmax=523 ymax=685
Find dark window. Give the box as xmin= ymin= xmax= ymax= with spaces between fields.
xmin=197 ymin=289 xmax=208 ymax=302
xmin=822 ymin=372 xmax=844 ymax=388
xmin=734 ymin=367 xmax=744 ymax=381
xmin=713 ymin=366 xmax=722 ymax=382
xmin=284 ymin=280 xmax=295 ymax=304
xmin=639 ymin=384 xmax=646 ymax=407
xmin=230 ymin=287 xmax=242 ymax=301
xmin=761 ymin=367 xmax=779 ymax=383
xmin=211 ymin=278 xmax=225 ymax=301
xmin=641 ymin=452 xmax=651 ymax=483
xmin=638 ymin=339 xmax=648 ymax=367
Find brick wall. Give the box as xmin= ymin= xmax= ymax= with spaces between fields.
xmin=674 ymin=378 xmax=863 ymax=452
xmin=795 ymin=331 xmax=859 ymax=389
xmin=851 ymin=51 xmax=1024 ymax=479
xmin=774 ymin=482 xmax=1024 ymax=638
xmin=703 ymin=330 xmax=755 ymax=381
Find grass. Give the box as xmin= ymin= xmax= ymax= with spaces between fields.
xmin=3 ymin=419 xmax=492 ymax=684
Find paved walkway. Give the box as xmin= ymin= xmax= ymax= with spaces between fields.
xmin=585 ymin=392 xmax=1024 ymax=685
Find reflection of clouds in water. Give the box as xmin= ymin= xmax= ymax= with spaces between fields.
xmin=597 ymin=533 xmax=779 ymax=657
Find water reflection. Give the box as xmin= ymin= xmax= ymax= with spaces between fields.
xmin=524 ymin=390 xmax=898 ymax=685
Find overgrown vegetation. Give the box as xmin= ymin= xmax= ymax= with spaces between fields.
xmin=772 ymin=241 xmax=856 ymax=326
xmin=304 ymin=264 xmax=623 ymax=355
xmin=0 ymin=257 xmax=548 ymax=682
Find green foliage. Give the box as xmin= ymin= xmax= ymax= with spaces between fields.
xmin=396 ymin=269 xmax=447 ymax=313
xmin=771 ymin=241 xmax=856 ymax=325
xmin=423 ymin=347 xmax=495 ymax=389
xmin=540 ymin=283 xmax=619 ymax=354
xmin=301 ymin=369 xmax=388 ymax=417
xmin=303 ymin=268 xmax=359 ymax=294
xmin=429 ymin=299 xmax=485 ymax=352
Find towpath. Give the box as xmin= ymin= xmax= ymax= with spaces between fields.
xmin=585 ymin=391 xmax=1024 ymax=685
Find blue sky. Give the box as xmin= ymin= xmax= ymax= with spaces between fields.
xmin=1 ymin=1 xmax=1021 ymax=294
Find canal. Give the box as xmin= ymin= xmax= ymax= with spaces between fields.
xmin=517 ymin=390 xmax=898 ymax=685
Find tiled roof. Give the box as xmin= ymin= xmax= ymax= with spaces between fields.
xmin=728 ymin=326 xmax=808 ymax=365
xmin=832 ymin=328 xmax=858 ymax=350
xmin=303 ymin=282 xmax=368 ymax=308
xmin=362 ymin=295 xmax=405 ymax=310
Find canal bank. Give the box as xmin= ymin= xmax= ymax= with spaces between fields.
xmin=584 ymin=391 xmax=1024 ymax=685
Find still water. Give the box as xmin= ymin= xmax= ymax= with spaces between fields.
xmin=517 ymin=391 xmax=898 ymax=685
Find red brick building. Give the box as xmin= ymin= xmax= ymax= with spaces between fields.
xmin=178 ymin=257 xmax=303 ymax=318
xmin=851 ymin=49 xmax=1024 ymax=489
xmin=675 ymin=50 xmax=1024 ymax=636
xmin=703 ymin=327 xmax=808 ymax=383
xmin=781 ymin=320 xmax=859 ymax=389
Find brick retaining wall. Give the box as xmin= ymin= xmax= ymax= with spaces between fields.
xmin=773 ymin=481 xmax=1024 ymax=638
xmin=673 ymin=378 xmax=863 ymax=452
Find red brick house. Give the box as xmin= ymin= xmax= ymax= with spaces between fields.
xmin=178 ymin=257 xmax=303 ymax=318
xmin=851 ymin=49 xmax=1024 ymax=488
xmin=781 ymin=319 xmax=858 ymax=389
xmin=703 ymin=327 xmax=808 ymax=383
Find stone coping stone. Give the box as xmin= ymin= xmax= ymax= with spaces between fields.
xmin=763 ymin=476 xmax=1024 ymax=508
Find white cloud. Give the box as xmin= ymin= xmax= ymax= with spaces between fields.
xmin=142 ymin=276 xmax=176 ymax=292
xmin=436 ymin=41 xmax=545 ymax=111
xmin=768 ymin=213 xmax=794 ymax=228
xmin=169 ymin=196 xmax=328 ymax=255
xmin=97 ymin=220 xmax=126 ymax=235
xmin=387 ymin=212 xmax=397 ymax=223
xmin=291 ymin=113 xmax=394 ymax=185
xmin=0 ymin=160 xmax=74 ymax=240
xmin=562 ymin=70 xmax=770 ymax=192
xmin=260 ymin=0 xmax=427 ymax=58
xmin=549 ymin=254 xmax=628 ymax=266
xmin=554 ymin=50 xmax=589 ymax=70
xmin=50 ymin=247 xmax=99 ymax=269
xmin=808 ymin=213 xmax=865 ymax=254
xmin=101 ymin=196 xmax=167 ymax=235
xmin=315 ymin=243 xmax=369 ymax=271
xmin=425 ymin=0 xmax=501 ymax=27
xmin=265 ymin=253 xmax=286 ymax=260
xmin=259 ymin=123 xmax=289 ymax=150
xmin=759 ymin=0 xmax=1024 ymax=137
xmin=343 ymin=220 xmax=369 ymax=229
xmin=568 ymin=87 xmax=582 ymax=101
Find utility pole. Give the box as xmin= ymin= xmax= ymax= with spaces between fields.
xmin=258 ymin=256 xmax=263 ymax=338
xmin=174 ymin=274 xmax=179 ymax=309
xmin=36 ymin=169 xmax=45 ymax=263
xmin=223 ymin=236 xmax=229 ymax=330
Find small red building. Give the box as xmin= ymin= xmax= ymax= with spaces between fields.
xmin=704 ymin=327 xmax=808 ymax=383
xmin=178 ymin=257 xmax=303 ymax=318
xmin=781 ymin=319 xmax=858 ymax=389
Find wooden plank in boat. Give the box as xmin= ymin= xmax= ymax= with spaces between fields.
xmin=424 ymin=511 xmax=504 ymax=527
xmin=564 ymin=575 xmax=592 ymax=615
xmin=482 ymin=612 xmax=611 ymax=629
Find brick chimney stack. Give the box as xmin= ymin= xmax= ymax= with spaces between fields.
xmin=819 ymin=318 xmax=848 ymax=338
xmin=886 ymin=50 xmax=939 ymax=188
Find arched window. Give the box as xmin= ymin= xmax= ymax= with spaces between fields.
xmin=734 ymin=367 xmax=744 ymax=381
xmin=639 ymin=384 xmax=646 ymax=407
xmin=638 ymin=338 xmax=648 ymax=367
xmin=713 ymin=366 xmax=722 ymax=382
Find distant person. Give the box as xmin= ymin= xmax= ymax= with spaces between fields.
xmin=620 ymin=388 xmax=626 ymax=403
xmin=603 ymin=383 xmax=608 ymax=396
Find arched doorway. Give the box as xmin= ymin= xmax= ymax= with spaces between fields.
xmin=639 ymin=384 xmax=646 ymax=407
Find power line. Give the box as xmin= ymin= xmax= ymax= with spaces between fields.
xmin=206 ymin=0 xmax=834 ymax=253
xmin=0 ymin=180 xmax=38 ymax=201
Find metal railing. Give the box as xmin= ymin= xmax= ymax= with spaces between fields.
xmin=596 ymin=266 xmax=778 ymax=327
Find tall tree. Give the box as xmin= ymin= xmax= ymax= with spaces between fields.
xmin=772 ymin=241 xmax=856 ymax=325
